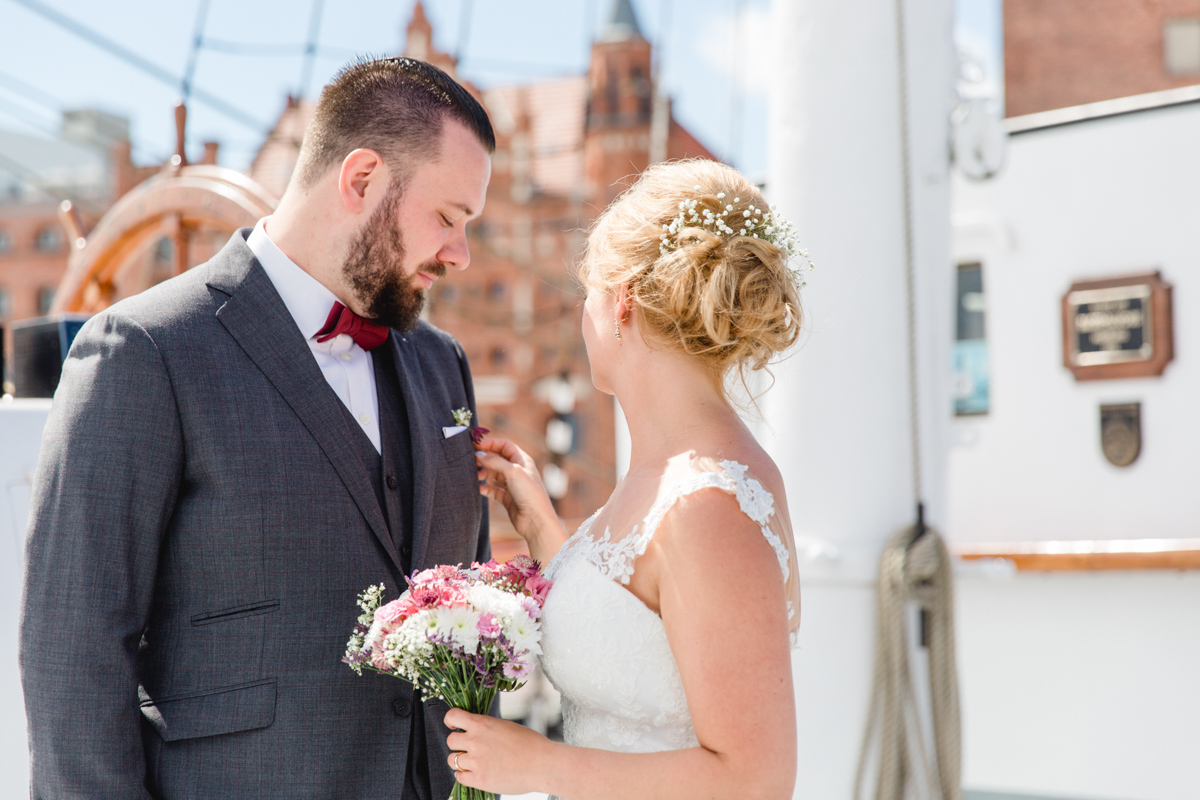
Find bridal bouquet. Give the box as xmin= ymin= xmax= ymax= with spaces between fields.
xmin=343 ymin=555 xmax=552 ymax=800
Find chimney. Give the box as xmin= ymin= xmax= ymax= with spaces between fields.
xmin=201 ymin=141 xmax=220 ymax=165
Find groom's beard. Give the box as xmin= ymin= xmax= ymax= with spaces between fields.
xmin=342 ymin=182 xmax=444 ymax=332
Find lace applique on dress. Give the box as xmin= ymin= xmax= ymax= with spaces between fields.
xmin=538 ymin=460 xmax=797 ymax=767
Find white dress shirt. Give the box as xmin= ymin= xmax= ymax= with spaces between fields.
xmin=247 ymin=217 xmax=382 ymax=454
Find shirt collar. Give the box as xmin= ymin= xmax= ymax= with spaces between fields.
xmin=247 ymin=216 xmax=340 ymax=340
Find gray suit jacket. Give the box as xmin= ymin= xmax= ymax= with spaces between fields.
xmin=19 ymin=231 xmax=489 ymax=799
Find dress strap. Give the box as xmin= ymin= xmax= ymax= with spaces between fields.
xmin=639 ymin=460 xmax=790 ymax=583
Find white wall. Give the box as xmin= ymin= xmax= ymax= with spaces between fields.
xmin=949 ymin=103 xmax=1200 ymax=543
xmin=956 ymin=569 xmax=1200 ymax=800
xmin=947 ymin=102 xmax=1200 ymax=800
xmin=0 ymin=399 xmax=50 ymax=799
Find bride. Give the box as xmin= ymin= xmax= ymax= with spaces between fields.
xmin=445 ymin=159 xmax=805 ymax=799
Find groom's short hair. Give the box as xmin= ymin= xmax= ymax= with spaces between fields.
xmin=294 ymin=56 xmax=495 ymax=189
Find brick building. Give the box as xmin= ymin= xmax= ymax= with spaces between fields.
xmin=0 ymin=111 xmax=176 ymax=387
xmin=250 ymin=0 xmax=715 ymax=544
xmin=1006 ymin=0 xmax=1200 ymax=117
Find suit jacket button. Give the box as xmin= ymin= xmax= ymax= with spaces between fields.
xmin=393 ymin=698 xmax=411 ymax=717
xmin=401 ymin=545 xmax=411 ymax=558
xmin=387 ymin=475 xmax=398 ymax=490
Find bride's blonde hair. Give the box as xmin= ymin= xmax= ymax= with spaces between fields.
xmin=581 ymin=159 xmax=803 ymax=400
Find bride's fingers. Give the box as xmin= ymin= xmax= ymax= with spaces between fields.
xmin=475 ymin=437 xmax=524 ymax=462
xmin=475 ymin=450 xmax=512 ymax=475
xmin=479 ymin=484 xmax=512 ymax=510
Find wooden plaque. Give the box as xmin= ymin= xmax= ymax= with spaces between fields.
xmin=1062 ymin=272 xmax=1173 ymax=381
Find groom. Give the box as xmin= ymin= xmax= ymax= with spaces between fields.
xmin=20 ymin=58 xmax=493 ymax=799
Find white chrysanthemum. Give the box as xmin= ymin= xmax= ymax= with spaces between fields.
xmin=503 ymin=607 xmax=543 ymax=656
xmin=439 ymin=605 xmax=481 ymax=655
xmin=467 ymin=583 xmax=524 ymax=623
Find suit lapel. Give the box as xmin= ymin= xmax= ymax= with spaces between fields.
xmin=206 ymin=234 xmax=401 ymax=573
xmin=388 ymin=332 xmax=439 ymax=570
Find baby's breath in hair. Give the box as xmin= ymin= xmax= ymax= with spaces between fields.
xmin=658 ymin=186 xmax=814 ymax=290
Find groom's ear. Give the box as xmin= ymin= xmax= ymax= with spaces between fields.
xmin=338 ymin=148 xmax=384 ymax=214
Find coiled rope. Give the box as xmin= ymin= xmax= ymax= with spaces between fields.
xmin=854 ymin=523 xmax=962 ymax=800
xmin=853 ymin=0 xmax=963 ymax=796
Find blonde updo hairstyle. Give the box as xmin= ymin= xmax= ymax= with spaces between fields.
xmin=582 ymin=159 xmax=803 ymax=400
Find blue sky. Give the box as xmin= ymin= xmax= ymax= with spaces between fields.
xmin=0 ymin=0 xmax=1001 ymax=180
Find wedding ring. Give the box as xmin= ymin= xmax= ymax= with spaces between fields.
xmin=453 ymin=751 xmax=465 ymax=772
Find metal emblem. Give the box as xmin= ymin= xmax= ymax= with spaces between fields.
xmin=1100 ymin=403 xmax=1141 ymax=467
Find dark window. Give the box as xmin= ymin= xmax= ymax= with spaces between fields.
xmin=0 ymin=230 xmax=11 ymax=254
xmin=439 ymin=283 xmax=459 ymax=304
xmin=38 ymin=287 xmax=55 ymax=316
xmin=154 ymin=237 xmax=174 ymax=264
xmin=35 ymin=227 xmax=61 ymax=253
xmin=488 ymin=280 xmax=508 ymax=303
xmin=0 ymin=288 xmax=10 ymax=317
xmin=489 ymin=347 xmax=507 ymax=367
xmin=953 ymin=263 xmax=989 ymax=416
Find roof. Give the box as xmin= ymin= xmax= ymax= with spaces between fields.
xmin=1007 ymin=83 xmax=1200 ymax=135
xmin=484 ymin=78 xmax=589 ymax=199
xmin=600 ymin=0 xmax=644 ymax=42
xmin=0 ymin=128 xmax=109 ymax=205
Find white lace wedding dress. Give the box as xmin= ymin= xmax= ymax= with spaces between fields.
xmin=538 ymin=458 xmax=799 ymax=797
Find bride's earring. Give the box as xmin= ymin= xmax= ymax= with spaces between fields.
xmin=614 ymin=318 xmax=623 ymax=342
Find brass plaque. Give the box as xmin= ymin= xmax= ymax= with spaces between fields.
xmin=1100 ymin=403 xmax=1141 ymax=467
xmin=1062 ymin=272 xmax=1173 ymax=381
xmin=1066 ymin=284 xmax=1152 ymax=366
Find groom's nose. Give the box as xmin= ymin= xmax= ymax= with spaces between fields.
xmin=438 ymin=228 xmax=470 ymax=271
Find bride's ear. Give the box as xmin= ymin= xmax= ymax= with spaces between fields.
xmin=614 ymin=285 xmax=633 ymax=326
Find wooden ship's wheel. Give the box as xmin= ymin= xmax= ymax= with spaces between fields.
xmin=50 ymin=104 xmax=278 ymax=314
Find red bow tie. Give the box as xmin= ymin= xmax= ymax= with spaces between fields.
xmin=315 ymin=302 xmax=389 ymax=351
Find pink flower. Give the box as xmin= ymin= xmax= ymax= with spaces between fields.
xmin=506 ymin=554 xmax=539 ymax=580
xmin=433 ymin=565 xmax=462 ymax=581
xmin=472 ymin=559 xmax=502 ymax=580
xmin=521 ymin=596 xmax=543 ymax=621
xmin=502 ymin=660 xmax=533 ymax=680
xmin=437 ymin=584 xmax=468 ymax=608
xmin=409 ymin=586 xmax=442 ymax=610
xmin=375 ymin=598 xmax=410 ymax=627
xmin=525 ymin=573 xmax=552 ymax=605
xmin=411 ymin=568 xmax=436 ymax=584
xmin=477 ymin=613 xmax=500 ymax=638
xmin=371 ymin=648 xmax=396 ymax=671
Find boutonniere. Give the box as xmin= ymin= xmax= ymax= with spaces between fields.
xmin=451 ymin=407 xmax=490 ymax=445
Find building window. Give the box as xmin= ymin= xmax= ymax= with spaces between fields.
xmin=1165 ymin=18 xmax=1200 ymax=76
xmin=154 ymin=237 xmax=174 ymax=264
xmin=489 ymin=346 xmax=507 ymax=368
xmin=0 ymin=230 xmax=11 ymax=254
xmin=35 ymin=227 xmax=62 ymax=252
xmin=439 ymin=283 xmax=459 ymax=304
xmin=0 ymin=288 xmax=10 ymax=318
xmin=488 ymin=280 xmax=508 ymax=304
xmin=38 ymin=287 xmax=55 ymax=316
xmin=953 ymin=263 xmax=989 ymax=416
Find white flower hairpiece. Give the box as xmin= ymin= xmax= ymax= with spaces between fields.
xmin=658 ymin=185 xmax=814 ymax=290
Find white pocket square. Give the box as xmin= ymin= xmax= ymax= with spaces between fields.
xmin=442 ymin=426 xmax=469 ymax=439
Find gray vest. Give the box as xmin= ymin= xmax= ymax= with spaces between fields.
xmin=339 ymin=341 xmax=431 ymax=800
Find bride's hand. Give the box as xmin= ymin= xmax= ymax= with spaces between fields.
xmin=475 ymin=437 xmax=565 ymax=559
xmin=444 ymin=708 xmax=553 ymax=796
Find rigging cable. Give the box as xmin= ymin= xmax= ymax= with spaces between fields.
xmin=10 ymin=0 xmax=269 ymax=133
xmin=853 ymin=0 xmax=963 ymax=798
